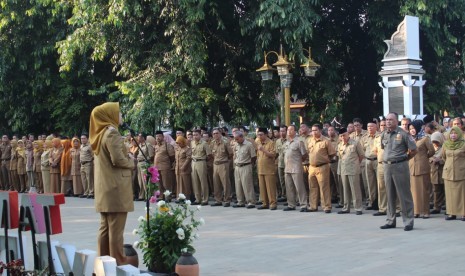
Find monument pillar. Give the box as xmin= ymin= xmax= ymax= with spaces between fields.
xmin=378 ymin=15 xmax=426 ymax=120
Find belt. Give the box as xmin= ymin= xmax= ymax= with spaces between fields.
xmin=366 ymin=157 xmax=377 ymax=161
xmin=192 ymin=158 xmax=206 ymax=162
xmin=214 ymin=160 xmax=229 ymax=165
xmin=383 ymin=158 xmax=407 ymax=165
xmin=1 ymin=159 xmax=9 ymax=161
xmin=330 ymin=160 xmax=337 ymax=163
xmin=81 ymin=161 xmax=92 ymax=165
xmin=235 ymin=162 xmax=251 ymax=167
xmin=310 ymin=163 xmax=328 ymax=167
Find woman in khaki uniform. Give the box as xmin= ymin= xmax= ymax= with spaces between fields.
xmin=16 ymin=140 xmax=27 ymax=192
xmin=33 ymin=141 xmax=44 ymax=193
xmin=49 ymin=138 xmax=63 ymax=193
xmin=430 ymin=132 xmax=445 ymax=214
xmin=41 ymin=139 xmax=52 ymax=193
xmin=442 ymin=126 xmax=465 ymax=221
xmin=408 ymin=121 xmax=435 ymax=218
xmin=9 ymin=140 xmax=19 ymax=191
xmin=175 ymin=136 xmax=192 ymax=200
xmin=71 ymin=137 xmax=83 ymax=196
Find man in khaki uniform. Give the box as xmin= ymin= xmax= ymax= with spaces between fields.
xmin=327 ymin=127 xmax=343 ymax=207
xmin=283 ymin=125 xmax=308 ymax=212
xmin=211 ymin=128 xmax=233 ymax=207
xmin=256 ymin=128 xmax=277 ymax=210
xmin=308 ymin=124 xmax=336 ymax=213
xmin=337 ymin=128 xmax=365 ymax=215
xmin=136 ymin=133 xmax=154 ymax=200
xmin=154 ymin=131 xmax=176 ymax=197
xmin=1 ymin=135 xmax=12 ymax=190
xmin=361 ymin=122 xmax=379 ymax=209
xmin=275 ymin=125 xmax=288 ymax=201
xmin=80 ymin=134 xmax=94 ymax=198
xmin=191 ymin=129 xmax=212 ymax=205
xmin=232 ymin=131 xmax=256 ymax=208
xmin=380 ymin=113 xmax=417 ymax=231
xmin=350 ymin=118 xmax=368 ymax=205
xmin=202 ymin=132 xmax=214 ymax=197
xmin=299 ymin=124 xmax=312 ymax=205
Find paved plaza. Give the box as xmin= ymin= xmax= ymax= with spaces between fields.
xmin=27 ymin=197 xmax=465 ymax=275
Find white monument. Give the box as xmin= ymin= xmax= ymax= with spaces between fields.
xmin=379 ymin=15 xmax=426 ymax=119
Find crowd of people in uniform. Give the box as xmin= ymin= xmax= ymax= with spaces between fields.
xmin=1 ymin=114 xmax=464 ymax=231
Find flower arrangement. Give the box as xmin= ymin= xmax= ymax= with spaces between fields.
xmin=133 ymin=190 xmax=204 ymax=273
xmin=0 ymin=259 xmax=50 ymax=276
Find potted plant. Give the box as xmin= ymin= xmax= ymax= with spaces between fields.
xmin=134 ymin=166 xmax=204 ymax=274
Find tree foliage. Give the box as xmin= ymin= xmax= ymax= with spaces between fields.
xmin=1 ymin=0 xmax=464 ymax=135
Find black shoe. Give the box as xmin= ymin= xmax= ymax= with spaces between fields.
xmin=246 ymin=204 xmax=255 ymax=209
xmin=223 ymin=203 xmax=231 ymax=207
xmin=283 ymin=207 xmax=296 ymax=211
xmin=324 ymin=210 xmax=331 ymax=214
xmin=441 ymin=206 xmax=446 ymax=210
xmin=79 ymin=195 xmax=87 ymax=198
xmin=256 ymin=201 xmax=263 ymax=205
xmin=257 ymin=205 xmax=269 ymax=210
xmin=404 ymin=225 xmax=413 ymax=231
xmin=191 ymin=201 xmax=200 ymax=205
xmin=335 ymin=204 xmax=344 ymax=208
xmin=270 ymin=206 xmax=277 ymax=210
xmin=373 ymin=212 xmax=386 ymax=216
xmin=445 ymin=215 xmax=457 ymax=220
xmin=423 ymin=215 xmax=430 ymax=219
xmin=300 ymin=208 xmax=309 ymax=212
xmin=283 ymin=203 xmax=288 ymax=206
xmin=232 ymin=203 xmax=245 ymax=208
xmin=380 ymin=224 xmax=396 ymax=229
xmin=461 ymin=216 xmax=465 ymax=221
xmin=210 ymin=202 xmax=222 ymax=207
xmin=356 ymin=211 xmax=363 ymax=215
xmin=414 ymin=214 xmax=420 ymax=218
xmin=308 ymin=209 xmax=318 ymax=212
xmin=277 ymin=197 xmax=287 ymax=202
xmin=430 ymin=209 xmax=441 ymax=214
xmin=366 ymin=206 xmax=374 ymax=210
xmin=201 ymin=202 xmax=208 ymax=206
xmin=337 ymin=210 xmax=350 ymax=214
xmin=87 ymin=195 xmax=94 ymax=199
xmin=395 ymin=212 xmax=401 ymax=217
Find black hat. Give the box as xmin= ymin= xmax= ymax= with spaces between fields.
xmin=410 ymin=120 xmax=423 ymax=134
xmin=176 ymin=128 xmax=185 ymax=133
xmin=258 ymin=127 xmax=268 ymax=134
xmin=423 ymin=114 xmax=434 ymax=124
xmin=155 ymin=130 xmax=164 ymax=135
xmin=338 ymin=127 xmax=347 ymax=134
xmin=272 ymin=126 xmax=280 ymax=131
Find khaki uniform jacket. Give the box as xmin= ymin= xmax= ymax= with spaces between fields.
xmin=41 ymin=150 xmax=51 ymax=171
xmin=154 ymin=141 xmax=175 ymax=171
xmin=10 ymin=149 xmax=18 ymax=171
xmin=275 ymin=137 xmax=287 ymax=168
xmin=442 ymin=143 xmax=465 ymax=181
xmin=33 ymin=151 xmax=43 ymax=172
xmin=408 ymin=136 xmax=434 ymax=176
xmin=308 ymin=136 xmax=336 ymax=167
xmin=17 ymin=151 xmax=26 ymax=175
xmin=175 ymin=146 xmax=192 ymax=175
xmin=337 ymin=139 xmax=364 ymax=175
xmin=430 ymin=146 xmax=444 ymax=184
xmin=50 ymin=147 xmax=64 ymax=174
xmin=94 ymin=128 xmax=135 ymax=213
xmin=257 ymin=138 xmax=276 ymax=175
xmin=212 ymin=138 xmax=232 ymax=163
xmin=71 ymin=148 xmax=81 ymax=176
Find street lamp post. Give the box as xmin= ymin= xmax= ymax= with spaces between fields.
xmin=256 ymin=45 xmax=320 ymax=126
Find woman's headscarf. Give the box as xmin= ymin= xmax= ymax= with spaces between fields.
xmin=431 ymin=132 xmax=445 ymax=146
xmin=16 ymin=140 xmax=25 ymax=157
xmin=33 ymin=140 xmax=43 ymax=153
xmin=443 ymin=126 xmax=465 ymax=151
xmin=176 ymin=135 xmax=187 ymax=148
xmin=61 ymin=139 xmax=72 ymax=176
xmin=89 ymin=102 xmax=120 ymax=155
xmin=52 ymin=137 xmax=62 ymax=148
xmin=44 ymin=139 xmax=53 ymax=150
xmin=409 ymin=120 xmax=423 ymax=139
xmin=72 ymin=137 xmax=81 ymax=149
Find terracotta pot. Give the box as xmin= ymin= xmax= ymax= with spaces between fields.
xmin=175 ymin=252 xmax=199 ymax=276
xmin=123 ymin=244 xmax=139 ymax=267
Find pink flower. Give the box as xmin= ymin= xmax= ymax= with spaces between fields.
xmin=148 ymin=166 xmax=160 ymax=183
xmin=154 ymin=190 xmax=161 ymax=197
xmin=149 ymin=196 xmax=157 ymax=204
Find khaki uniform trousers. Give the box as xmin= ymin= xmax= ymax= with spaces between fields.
xmin=360 ymin=160 xmax=368 ymax=203
xmin=10 ymin=169 xmax=19 ymax=191
xmin=234 ymin=164 xmax=255 ymax=205
xmin=213 ymin=162 xmax=231 ymax=203
xmin=384 ymin=161 xmax=414 ymax=227
xmin=285 ymin=172 xmax=307 ymax=208
xmin=35 ymin=172 xmax=43 ymax=193
xmin=1 ymin=161 xmax=10 ymax=189
xmin=258 ymin=174 xmax=277 ymax=208
xmin=98 ymin=212 xmax=128 ymax=265
xmin=309 ymin=164 xmax=332 ymax=211
xmin=432 ymin=184 xmax=445 ymax=211
xmin=365 ymin=159 xmax=378 ymax=206
xmin=137 ymin=162 xmax=148 ymax=200
xmin=176 ymin=173 xmax=192 ymax=199
xmin=159 ymin=169 xmax=175 ymax=196
xmin=341 ymin=174 xmax=363 ymax=212
xmin=80 ymin=163 xmax=94 ymax=196
xmin=41 ymin=168 xmax=50 ymax=193
xmin=377 ymin=163 xmax=400 ymax=213
xmin=303 ymin=164 xmax=310 ymax=205
xmin=277 ymin=167 xmax=286 ymax=198
xmin=191 ymin=160 xmax=209 ymax=203
xmin=330 ymin=161 xmax=343 ymax=205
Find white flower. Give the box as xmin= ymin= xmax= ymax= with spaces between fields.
xmin=137 ymin=216 xmax=146 ymax=222
xmin=164 ymin=190 xmax=171 ymax=197
xmin=133 ymin=241 xmax=140 ymax=248
xmin=157 ymin=200 xmax=166 ymax=207
xmin=132 ymin=229 xmax=138 ymax=235
xmin=181 ymin=248 xmax=188 ymax=253
xmin=193 ymin=233 xmax=199 ymax=239
xmin=178 ymin=233 xmax=185 ymax=240
xmin=186 ymin=200 xmax=191 ymax=205
xmin=176 ymin=228 xmax=185 ymax=235
xmin=178 ymin=193 xmax=186 ymax=200
xmin=199 ymin=218 xmax=205 ymax=226
xmin=197 ymin=205 xmax=202 ymax=210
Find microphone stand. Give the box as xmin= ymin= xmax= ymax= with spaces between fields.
xmin=124 ymin=126 xmax=153 ymax=230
